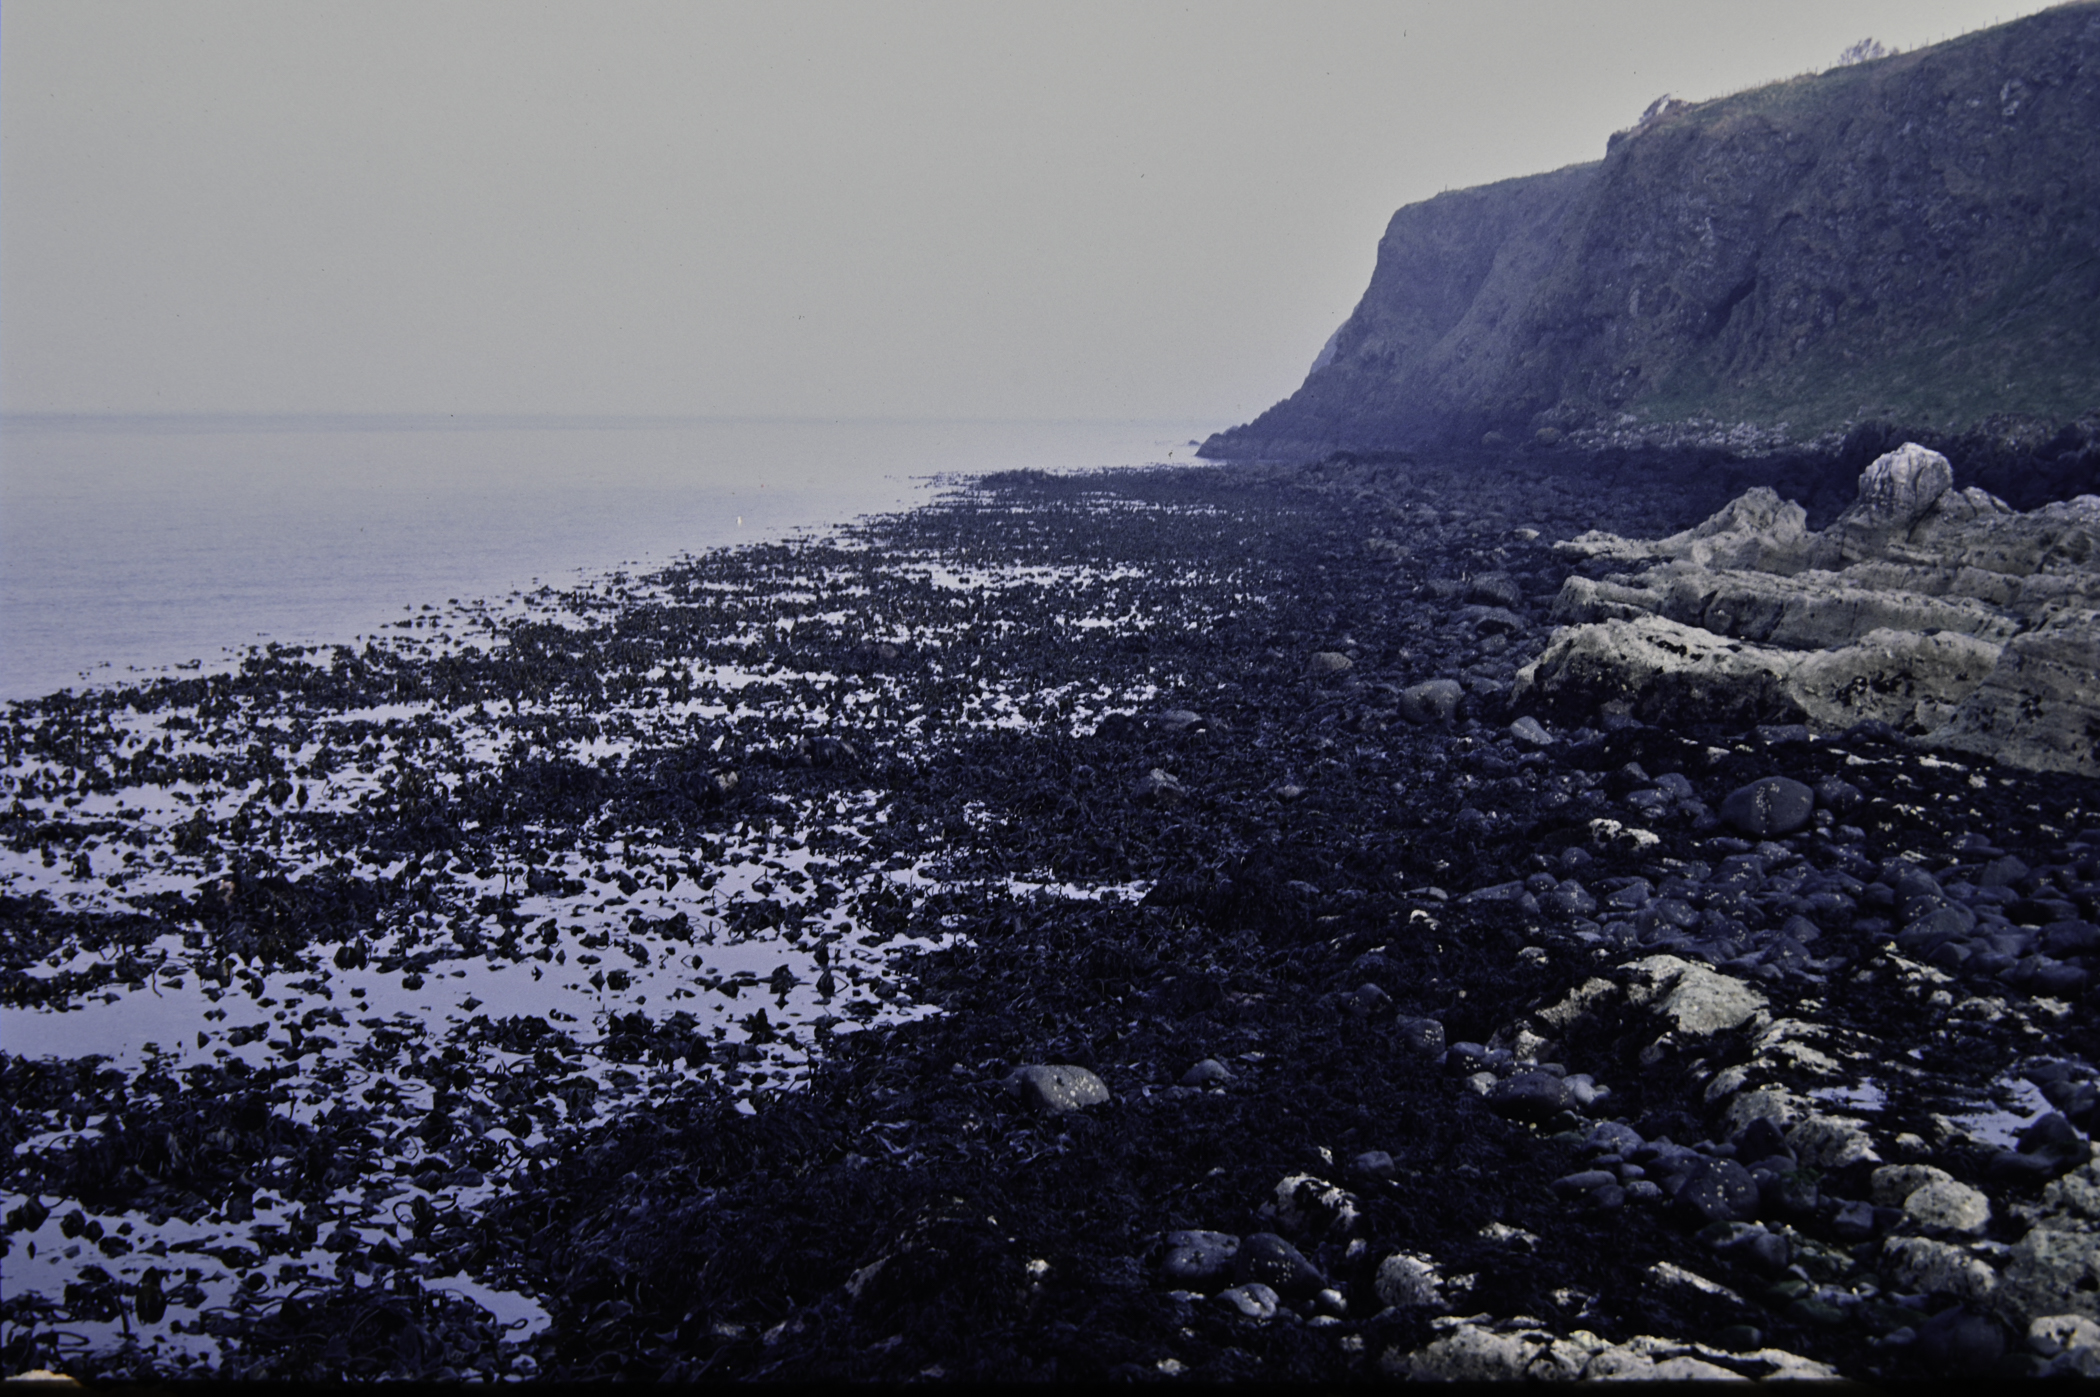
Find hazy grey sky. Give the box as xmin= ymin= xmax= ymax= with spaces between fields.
xmin=1 ymin=1 xmax=2056 ymax=424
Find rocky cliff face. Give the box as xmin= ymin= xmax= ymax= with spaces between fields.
xmin=1205 ymin=2 xmax=2100 ymax=464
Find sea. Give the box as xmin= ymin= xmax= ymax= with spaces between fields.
xmin=0 ymin=414 xmax=1214 ymax=702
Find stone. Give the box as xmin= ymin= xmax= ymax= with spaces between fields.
xmin=1487 ymin=1069 xmax=1571 ymax=1121
xmin=1309 ymin=651 xmax=1353 ymax=675
xmin=1585 ymin=1121 xmax=1644 ymax=1155
xmin=1352 ymin=1149 xmax=1396 ymax=1180
xmin=1677 ymin=1157 xmax=1761 ymax=1225
xmin=1911 ymin=1304 xmax=2007 ymax=1374
xmin=1871 ymin=1163 xmax=1956 ymax=1206
xmin=1180 ymin=1058 xmax=1232 ymax=1086
xmin=1004 ymin=1064 xmax=1110 ymax=1113
xmin=1273 ymin=1175 xmax=1360 ymax=1235
xmin=1132 ymin=768 xmax=1187 ymax=804
xmin=1233 ymin=1232 xmax=1324 ymax=1299
xmin=1543 ymin=879 xmax=1597 ymax=918
xmin=2030 ymin=1313 xmax=2100 ymax=1358
xmin=1624 ymin=955 xmax=1766 ymax=1034
xmin=1397 ymin=678 xmax=1465 ymax=725
xmin=1467 ymin=572 xmax=1524 ymax=608
xmin=1215 ymin=1283 xmax=1279 ymax=1319
xmin=1553 ymin=1170 xmax=1619 ymax=1196
xmin=2022 ymin=1113 xmax=2094 ymax=1169
xmin=1883 ymin=1235 xmax=1998 ymax=1302
xmin=1832 ymin=1198 xmax=1878 ymax=1241
xmin=1161 ymin=1230 xmax=1239 ymax=1286
xmin=1830 ymin=442 xmax=1956 ymax=555
xmin=1719 ymin=777 xmax=1815 ymax=838
xmin=1393 ymin=1016 xmax=1446 ymax=1056
xmin=1786 ymin=1116 xmax=1880 ymax=1170
xmin=1373 ymin=1252 xmax=1444 ymax=1308
xmin=1393 ymin=1325 xmax=1536 ymax=1381
xmin=1905 ymin=1179 xmax=1992 ymax=1235
xmin=1508 ymin=715 xmax=1554 ymax=746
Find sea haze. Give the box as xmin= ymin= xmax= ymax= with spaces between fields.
xmin=0 ymin=415 xmax=1208 ymax=700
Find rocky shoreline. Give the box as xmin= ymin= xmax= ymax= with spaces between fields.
xmin=5 ymin=454 xmax=2100 ymax=1381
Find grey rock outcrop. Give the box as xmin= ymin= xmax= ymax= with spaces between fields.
xmin=1516 ymin=444 xmax=2100 ymax=774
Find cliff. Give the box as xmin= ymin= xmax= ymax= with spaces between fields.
xmin=1203 ymin=2 xmax=2100 ymax=464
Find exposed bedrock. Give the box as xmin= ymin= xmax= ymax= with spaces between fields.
xmin=1517 ymin=443 xmax=2100 ymax=774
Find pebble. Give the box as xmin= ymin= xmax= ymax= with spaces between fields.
xmin=1179 ymin=1058 xmax=1233 ymax=1087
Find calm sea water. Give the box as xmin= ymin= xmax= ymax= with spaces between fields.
xmin=0 ymin=415 xmax=1210 ymax=700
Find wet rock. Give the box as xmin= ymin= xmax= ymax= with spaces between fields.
xmin=1543 ymin=880 xmax=1597 ymax=918
xmin=1161 ymin=1230 xmax=1239 ymax=1287
xmin=1487 ymin=1069 xmax=1570 ymax=1121
xmin=1232 ymin=1232 xmax=1324 ymax=1299
xmin=1393 ymin=1016 xmax=1446 ymax=1056
xmin=1352 ymin=1149 xmax=1397 ymax=1180
xmin=1215 ymin=1282 xmax=1280 ymax=1319
xmin=1719 ymin=777 xmax=1815 ymax=838
xmin=1677 ymin=1157 xmax=1760 ymax=1225
xmin=1003 ymin=1064 xmax=1110 ymax=1113
xmin=1992 ymin=1115 xmax=2094 ymax=1184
